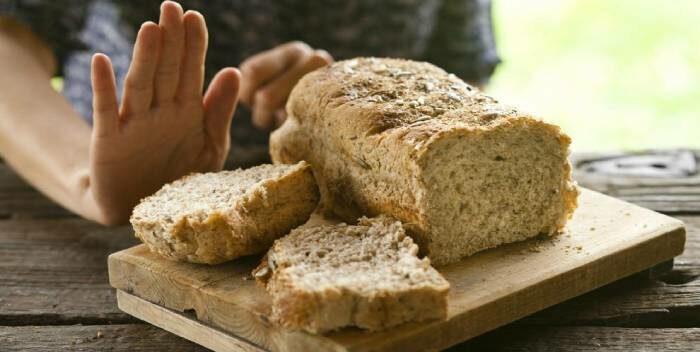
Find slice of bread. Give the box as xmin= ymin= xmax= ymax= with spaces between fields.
xmin=130 ymin=161 xmax=319 ymax=264
xmin=254 ymin=216 xmax=450 ymax=333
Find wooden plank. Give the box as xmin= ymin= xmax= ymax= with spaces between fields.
xmin=3 ymin=324 xmax=698 ymax=352
xmin=514 ymin=214 xmax=700 ymax=328
xmin=118 ymin=290 xmax=265 ymax=352
xmin=464 ymin=326 xmax=700 ymax=351
xmin=0 ymin=164 xmax=74 ymax=219
xmin=607 ymin=200 xmax=700 ymax=214
xmin=0 ymin=324 xmax=208 ymax=351
xmin=0 ymin=219 xmax=138 ymax=324
xmin=108 ymin=188 xmax=686 ymax=352
xmin=516 ymin=273 xmax=700 ymax=328
xmin=0 ymin=212 xmax=692 ymax=330
xmin=673 ymin=215 xmax=700 ymax=269
xmin=115 ymin=292 xmax=700 ymax=352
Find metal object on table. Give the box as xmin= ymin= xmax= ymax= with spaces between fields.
xmin=578 ymin=149 xmax=697 ymax=178
xmin=573 ymin=149 xmax=700 ymax=213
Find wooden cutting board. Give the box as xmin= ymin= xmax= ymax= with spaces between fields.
xmin=108 ymin=188 xmax=686 ymax=352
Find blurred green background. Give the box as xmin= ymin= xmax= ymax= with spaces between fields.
xmin=487 ymin=0 xmax=700 ymax=152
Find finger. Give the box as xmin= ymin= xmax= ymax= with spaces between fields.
xmin=313 ymin=49 xmax=334 ymax=64
xmin=251 ymin=50 xmax=331 ymax=130
xmin=203 ymin=68 xmax=241 ymax=154
xmin=154 ymin=1 xmax=185 ymax=103
xmin=91 ymin=53 xmax=119 ymax=136
xmin=274 ymin=109 xmax=287 ymax=129
xmin=177 ymin=10 xmax=207 ymax=100
xmin=238 ymin=41 xmax=312 ymax=106
xmin=121 ymin=22 xmax=161 ymax=116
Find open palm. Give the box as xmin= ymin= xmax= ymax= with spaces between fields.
xmin=88 ymin=1 xmax=240 ymax=223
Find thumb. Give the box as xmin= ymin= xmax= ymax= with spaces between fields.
xmin=203 ymin=68 xmax=241 ymax=154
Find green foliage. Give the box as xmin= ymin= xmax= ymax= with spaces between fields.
xmin=487 ymin=0 xmax=700 ymax=151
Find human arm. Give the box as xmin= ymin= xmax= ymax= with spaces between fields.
xmin=0 ymin=17 xmax=104 ymax=221
xmin=0 ymin=2 xmax=241 ymax=225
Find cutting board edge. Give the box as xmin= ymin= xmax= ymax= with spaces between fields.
xmin=342 ymin=222 xmax=686 ymax=352
xmin=116 ymin=289 xmax=266 ymax=352
xmin=108 ymin=188 xmax=688 ymax=352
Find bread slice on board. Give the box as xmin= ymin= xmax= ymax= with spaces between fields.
xmin=253 ymin=216 xmax=450 ymax=333
xmin=130 ymin=161 xmax=319 ymax=264
xmin=270 ymin=57 xmax=579 ymax=266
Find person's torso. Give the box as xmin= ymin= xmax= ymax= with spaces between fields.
xmin=61 ymin=0 xmax=444 ymax=146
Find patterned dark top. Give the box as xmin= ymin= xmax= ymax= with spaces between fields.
xmin=1 ymin=0 xmax=499 ymax=147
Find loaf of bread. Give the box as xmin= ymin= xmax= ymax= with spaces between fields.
xmin=253 ymin=216 xmax=450 ymax=333
xmin=130 ymin=162 xmax=319 ymax=264
xmin=271 ymin=58 xmax=578 ymax=266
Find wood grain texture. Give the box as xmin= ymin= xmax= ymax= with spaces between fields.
xmin=118 ymin=290 xmax=266 ymax=352
xmin=514 ymin=214 xmax=700 ymax=329
xmin=464 ymin=326 xmax=700 ymax=352
xmin=108 ymin=296 xmax=700 ymax=352
xmin=0 ymin=324 xmax=208 ymax=352
xmin=515 ymin=274 xmax=700 ymax=328
xmin=674 ymin=215 xmax=700 ymax=270
xmin=0 ymin=219 xmax=138 ymax=325
xmin=2 ymin=151 xmax=698 ymax=351
xmin=0 ymin=164 xmax=74 ymax=219
xmin=572 ymin=150 xmax=700 ymax=213
xmin=109 ymin=188 xmax=686 ymax=352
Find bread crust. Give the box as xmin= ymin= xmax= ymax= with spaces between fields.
xmin=271 ymin=58 xmax=578 ymax=265
xmin=254 ymin=216 xmax=450 ymax=333
xmin=131 ymin=162 xmax=320 ymax=264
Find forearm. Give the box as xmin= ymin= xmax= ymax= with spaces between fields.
xmin=0 ymin=24 xmax=111 ymax=224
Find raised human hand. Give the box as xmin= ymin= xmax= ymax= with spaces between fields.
xmin=89 ymin=1 xmax=240 ymax=224
xmin=239 ymin=41 xmax=333 ymax=130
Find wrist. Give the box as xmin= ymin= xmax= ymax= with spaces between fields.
xmin=75 ymin=170 xmax=130 ymax=226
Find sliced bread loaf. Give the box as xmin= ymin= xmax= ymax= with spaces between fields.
xmin=270 ymin=57 xmax=579 ymax=266
xmin=253 ymin=216 xmax=450 ymax=333
xmin=130 ymin=161 xmax=319 ymax=264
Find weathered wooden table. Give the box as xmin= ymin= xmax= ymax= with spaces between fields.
xmin=1 ymin=149 xmax=698 ymax=351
